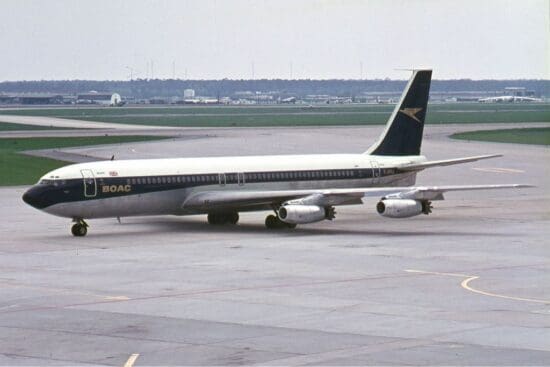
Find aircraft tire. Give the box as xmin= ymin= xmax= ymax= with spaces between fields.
xmin=228 ymin=212 xmax=239 ymax=225
xmin=208 ymin=213 xmax=230 ymax=225
xmin=265 ymin=215 xmax=290 ymax=229
xmin=207 ymin=213 xmax=220 ymax=225
xmin=71 ymin=223 xmax=87 ymax=237
xmin=265 ymin=215 xmax=279 ymax=229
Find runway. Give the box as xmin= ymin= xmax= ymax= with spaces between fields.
xmin=0 ymin=123 xmax=549 ymax=365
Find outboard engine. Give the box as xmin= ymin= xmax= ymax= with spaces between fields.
xmin=376 ymin=199 xmax=432 ymax=218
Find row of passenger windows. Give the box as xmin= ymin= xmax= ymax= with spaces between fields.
xmin=124 ymin=170 xmax=361 ymax=186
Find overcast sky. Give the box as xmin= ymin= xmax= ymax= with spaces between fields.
xmin=1 ymin=0 xmax=548 ymax=81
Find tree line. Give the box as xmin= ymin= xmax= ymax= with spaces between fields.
xmin=0 ymin=79 xmax=548 ymax=98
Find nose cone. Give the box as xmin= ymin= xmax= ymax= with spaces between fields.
xmin=22 ymin=186 xmax=49 ymax=209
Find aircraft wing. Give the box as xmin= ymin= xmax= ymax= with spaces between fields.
xmin=182 ymin=184 xmax=531 ymax=211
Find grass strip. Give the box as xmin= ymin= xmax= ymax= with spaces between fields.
xmin=451 ymin=127 xmax=550 ymax=145
xmin=0 ymin=135 xmax=166 ymax=186
xmin=0 ymin=121 xmax=68 ymax=131
xmin=0 ymin=103 xmax=548 ymax=127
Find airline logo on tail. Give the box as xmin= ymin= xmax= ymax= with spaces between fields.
xmin=399 ymin=107 xmax=423 ymax=123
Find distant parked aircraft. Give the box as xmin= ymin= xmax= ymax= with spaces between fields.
xmin=478 ymin=96 xmax=542 ymax=103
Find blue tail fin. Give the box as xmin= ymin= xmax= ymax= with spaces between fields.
xmin=366 ymin=69 xmax=432 ymax=156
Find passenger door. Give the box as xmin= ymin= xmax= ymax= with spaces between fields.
xmin=237 ymin=172 xmax=245 ymax=186
xmin=218 ymin=173 xmax=226 ymax=187
xmin=80 ymin=169 xmax=97 ymax=197
xmin=370 ymin=161 xmax=380 ymax=185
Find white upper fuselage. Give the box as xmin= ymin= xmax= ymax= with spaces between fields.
xmin=42 ymin=154 xmax=426 ymax=181
xmin=27 ymin=153 xmax=425 ymax=219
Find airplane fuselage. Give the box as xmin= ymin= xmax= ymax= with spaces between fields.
xmin=23 ymin=153 xmax=423 ymax=219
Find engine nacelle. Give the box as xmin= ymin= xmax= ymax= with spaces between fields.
xmin=376 ymin=199 xmax=431 ymax=218
xmin=278 ymin=205 xmax=332 ymax=224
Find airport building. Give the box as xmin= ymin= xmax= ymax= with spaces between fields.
xmin=183 ymin=89 xmax=195 ymax=98
xmin=0 ymin=93 xmax=64 ymax=105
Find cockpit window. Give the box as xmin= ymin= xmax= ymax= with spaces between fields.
xmin=39 ymin=179 xmax=54 ymax=185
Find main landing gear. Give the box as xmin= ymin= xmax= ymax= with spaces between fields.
xmin=71 ymin=218 xmax=88 ymax=237
xmin=265 ymin=214 xmax=296 ymax=229
xmin=207 ymin=212 xmax=239 ymax=225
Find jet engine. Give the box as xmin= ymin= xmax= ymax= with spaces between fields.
xmin=278 ymin=205 xmax=335 ymax=224
xmin=376 ymin=199 xmax=432 ymax=218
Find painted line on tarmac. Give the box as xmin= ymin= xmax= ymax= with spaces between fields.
xmin=0 ymin=280 xmax=128 ymax=302
xmin=405 ymin=269 xmax=550 ymax=305
xmin=123 ymin=353 xmax=139 ymax=367
xmin=472 ymin=167 xmax=524 ymax=174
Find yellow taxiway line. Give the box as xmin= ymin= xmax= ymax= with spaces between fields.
xmin=405 ymin=269 xmax=550 ymax=304
xmin=123 ymin=353 xmax=140 ymax=367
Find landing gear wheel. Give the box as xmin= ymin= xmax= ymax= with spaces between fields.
xmin=71 ymin=223 xmax=87 ymax=237
xmin=208 ymin=212 xmax=239 ymax=225
xmin=71 ymin=218 xmax=89 ymax=237
xmin=265 ymin=215 xmax=293 ymax=229
xmin=228 ymin=212 xmax=239 ymax=225
xmin=208 ymin=213 xmax=223 ymax=225
xmin=265 ymin=215 xmax=279 ymax=229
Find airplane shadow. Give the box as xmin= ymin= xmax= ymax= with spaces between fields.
xmin=83 ymin=216 xmax=513 ymax=239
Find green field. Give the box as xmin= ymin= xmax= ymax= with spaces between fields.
xmin=451 ymin=127 xmax=550 ymax=145
xmin=0 ymin=121 xmax=67 ymax=131
xmin=1 ymin=103 xmax=548 ymax=127
xmin=0 ymin=136 xmax=165 ymax=186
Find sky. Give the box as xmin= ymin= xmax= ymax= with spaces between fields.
xmin=0 ymin=0 xmax=548 ymax=81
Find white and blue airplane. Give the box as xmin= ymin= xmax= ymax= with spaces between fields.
xmin=22 ymin=70 xmax=530 ymax=236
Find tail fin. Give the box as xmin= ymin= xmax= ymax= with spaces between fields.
xmin=366 ymin=69 xmax=432 ymax=156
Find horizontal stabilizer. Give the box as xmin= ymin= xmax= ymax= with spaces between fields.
xmin=398 ymin=154 xmax=502 ymax=171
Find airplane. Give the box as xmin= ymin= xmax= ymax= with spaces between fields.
xmin=22 ymin=69 xmax=531 ymax=237
xmin=478 ymin=96 xmax=542 ymax=103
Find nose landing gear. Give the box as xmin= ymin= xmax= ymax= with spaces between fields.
xmin=71 ymin=218 xmax=89 ymax=237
